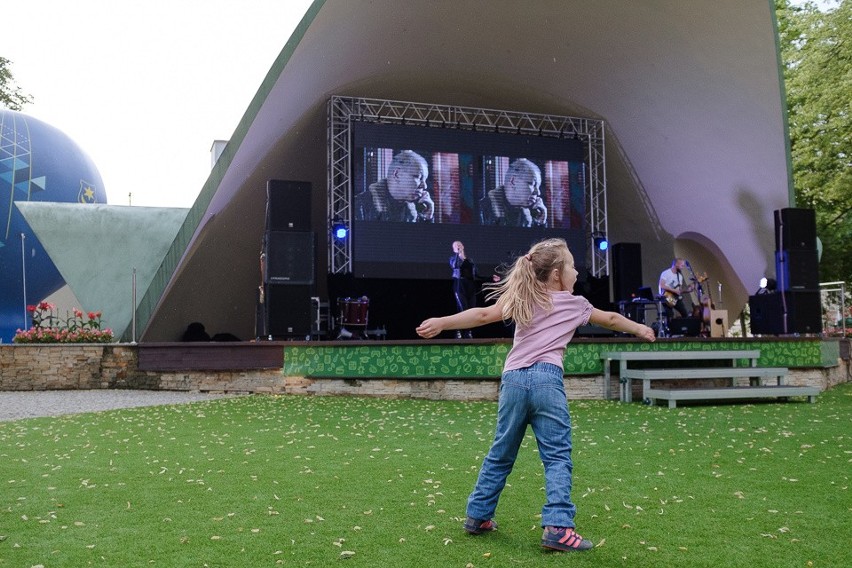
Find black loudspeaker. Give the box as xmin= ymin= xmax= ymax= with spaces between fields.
xmin=267 ymin=180 xmax=311 ymax=231
xmin=775 ymin=249 xmax=819 ymax=291
xmin=749 ymin=291 xmax=822 ymax=335
xmin=612 ymin=243 xmax=642 ymax=303
xmin=264 ymin=231 xmax=315 ymax=284
xmin=670 ymin=317 xmax=702 ymax=337
xmin=774 ymin=208 xmax=816 ymax=251
xmin=265 ymin=285 xmax=313 ymax=338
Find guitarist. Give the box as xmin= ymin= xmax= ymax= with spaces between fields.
xmin=658 ymin=258 xmax=693 ymax=319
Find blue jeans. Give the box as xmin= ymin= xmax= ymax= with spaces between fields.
xmin=466 ymin=362 xmax=576 ymax=528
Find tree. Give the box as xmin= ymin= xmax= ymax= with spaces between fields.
xmin=0 ymin=56 xmax=33 ymax=111
xmin=776 ymin=0 xmax=852 ymax=284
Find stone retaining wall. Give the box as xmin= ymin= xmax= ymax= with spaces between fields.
xmin=1 ymin=344 xmax=849 ymax=401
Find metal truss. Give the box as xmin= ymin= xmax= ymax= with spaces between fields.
xmin=327 ymin=96 xmax=609 ymax=276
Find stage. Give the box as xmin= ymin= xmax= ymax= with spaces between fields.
xmin=129 ymin=336 xmax=850 ymax=401
xmin=2 ymin=337 xmax=847 ymax=401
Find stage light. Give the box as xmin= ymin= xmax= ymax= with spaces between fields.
xmin=331 ymin=220 xmax=348 ymax=240
xmin=756 ymin=277 xmax=776 ymax=295
xmin=594 ymin=235 xmax=609 ymax=251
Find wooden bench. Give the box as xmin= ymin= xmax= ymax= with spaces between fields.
xmin=624 ymin=366 xmax=789 ymax=406
xmin=644 ymin=384 xmax=821 ymax=408
xmin=600 ymin=349 xmax=820 ymax=407
xmin=601 ymin=350 xmax=764 ymax=402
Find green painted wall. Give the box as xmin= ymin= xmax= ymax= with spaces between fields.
xmin=283 ymin=339 xmax=838 ymax=378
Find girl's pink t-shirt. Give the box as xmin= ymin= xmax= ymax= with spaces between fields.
xmin=502 ymin=291 xmax=593 ymax=372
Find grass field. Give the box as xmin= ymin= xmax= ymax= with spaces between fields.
xmin=1 ymin=383 xmax=849 ymax=567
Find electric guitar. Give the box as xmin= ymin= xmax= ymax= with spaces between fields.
xmin=663 ymin=272 xmax=707 ymax=307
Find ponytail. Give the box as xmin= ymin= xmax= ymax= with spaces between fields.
xmin=484 ymin=238 xmax=570 ymax=328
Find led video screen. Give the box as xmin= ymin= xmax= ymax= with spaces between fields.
xmin=351 ymin=121 xmax=587 ymax=279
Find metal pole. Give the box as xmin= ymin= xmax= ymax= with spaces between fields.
xmin=20 ymin=233 xmax=27 ymax=331
xmin=131 ymin=268 xmax=137 ymax=343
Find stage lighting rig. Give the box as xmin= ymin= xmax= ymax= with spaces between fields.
xmin=593 ymin=233 xmax=609 ymax=252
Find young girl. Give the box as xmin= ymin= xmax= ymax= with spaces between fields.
xmin=416 ymin=238 xmax=655 ymax=552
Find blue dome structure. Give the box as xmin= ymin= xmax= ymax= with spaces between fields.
xmin=0 ymin=109 xmax=107 ymax=342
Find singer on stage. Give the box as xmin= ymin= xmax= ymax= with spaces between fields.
xmin=450 ymin=240 xmax=477 ymax=339
xmin=354 ymin=149 xmax=434 ymax=222
xmin=479 ymin=158 xmax=547 ymax=227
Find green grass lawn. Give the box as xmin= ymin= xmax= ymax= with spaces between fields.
xmin=1 ymin=383 xmax=849 ymax=567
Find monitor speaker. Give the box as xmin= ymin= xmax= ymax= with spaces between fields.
xmin=265 ymin=284 xmax=313 ymax=338
xmin=264 ymin=231 xmax=315 ymax=284
xmin=267 ymin=180 xmax=311 ymax=231
xmin=612 ymin=243 xmax=642 ymax=303
xmin=749 ymin=291 xmax=821 ymax=335
xmin=775 ymin=249 xmax=819 ymax=291
xmin=774 ymin=208 xmax=816 ymax=251
xmin=670 ymin=317 xmax=702 ymax=337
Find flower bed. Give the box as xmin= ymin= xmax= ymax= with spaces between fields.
xmin=14 ymin=302 xmax=113 ymax=344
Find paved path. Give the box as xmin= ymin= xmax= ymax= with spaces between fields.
xmin=0 ymin=390 xmax=238 ymax=422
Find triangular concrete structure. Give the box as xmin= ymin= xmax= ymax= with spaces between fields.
xmin=16 ymin=202 xmax=188 ymax=340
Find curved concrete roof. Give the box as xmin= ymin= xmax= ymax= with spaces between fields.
xmin=136 ymin=0 xmax=790 ymax=341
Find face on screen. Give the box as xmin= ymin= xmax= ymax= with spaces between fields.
xmin=350 ymin=121 xmax=587 ymax=279
xmin=505 ymin=171 xmax=541 ymax=207
xmin=387 ymin=162 xmax=428 ymax=201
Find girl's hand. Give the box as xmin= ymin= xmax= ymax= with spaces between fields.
xmin=417 ymin=318 xmax=444 ymax=338
xmin=636 ymin=324 xmax=656 ymax=342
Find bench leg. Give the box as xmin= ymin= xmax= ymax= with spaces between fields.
xmin=668 ymin=399 xmax=677 ymax=409
xmin=808 ymin=395 xmax=817 ymax=403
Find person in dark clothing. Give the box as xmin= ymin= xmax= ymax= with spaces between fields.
xmin=182 ymin=322 xmax=210 ymax=342
xmin=450 ymin=240 xmax=477 ymax=339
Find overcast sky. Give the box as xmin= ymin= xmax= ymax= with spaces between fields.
xmin=4 ymin=0 xmax=314 ymax=208
xmin=5 ymin=1 xmax=838 ymax=209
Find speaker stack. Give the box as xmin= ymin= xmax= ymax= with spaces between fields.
xmin=750 ymin=208 xmax=821 ymax=335
xmin=612 ymin=242 xmax=642 ymax=303
xmin=261 ymin=180 xmax=314 ymax=338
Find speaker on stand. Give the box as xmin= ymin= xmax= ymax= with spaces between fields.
xmin=612 ymin=243 xmax=643 ymax=303
xmin=771 ymin=207 xmax=821 ymax=334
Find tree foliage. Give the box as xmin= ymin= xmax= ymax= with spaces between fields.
xmin=0 ymin=56 xmax=33 ymax=111
xmin=776 ymin=0 xmax=852 ymax=283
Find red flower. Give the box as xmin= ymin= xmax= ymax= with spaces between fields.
xmin=26 ymin=305 xmax=37 ymax=313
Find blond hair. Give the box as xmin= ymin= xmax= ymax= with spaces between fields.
xmin=485 ymin=238 xmax=571 ymax=328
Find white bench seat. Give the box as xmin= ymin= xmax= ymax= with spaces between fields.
xmin=600 ymin=350 xmax=766 ymax=402
xmin=645 ymin=385 xmax=821 ymax=408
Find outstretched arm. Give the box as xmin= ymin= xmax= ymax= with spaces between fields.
xmin=417 ymin=303 xmax=503 ymax=338
xmin=589 ymin=308 xmax=656 ymax=341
